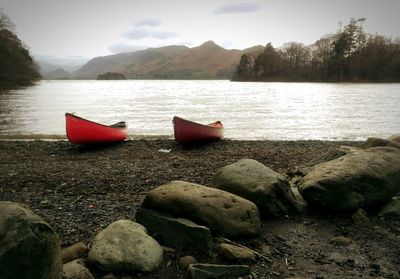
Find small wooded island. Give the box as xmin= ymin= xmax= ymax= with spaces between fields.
xmin=97 ymin=72 xmax=127 ymax=80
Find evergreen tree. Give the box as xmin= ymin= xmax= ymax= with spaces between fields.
xmin=233 ymin=54 xmax=252 ymax=80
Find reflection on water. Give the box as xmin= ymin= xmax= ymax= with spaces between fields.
xmin=0 ymin=80 xmax=399 ymax=140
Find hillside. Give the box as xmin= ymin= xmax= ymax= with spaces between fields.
xmin=74 ymin=41 xmax=263 ymax=79
xmin=0 ymin=11 xmax=40 ymax=88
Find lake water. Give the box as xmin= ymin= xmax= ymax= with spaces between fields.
xmin=0 ymin=80 xmax=399 ymax=140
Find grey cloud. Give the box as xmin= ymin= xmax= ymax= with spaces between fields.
xmin=108 ymin=43 xmax=147 ymax=53
xmin=214 ymin=3 xmax=262 ymax=15
xmin=135 ymin=18 xmax=161 ymax=27
xmin=152 ymin=30 xmax=179 ymax=39
xmin=122 ymin=28 xmax=178 ymax=40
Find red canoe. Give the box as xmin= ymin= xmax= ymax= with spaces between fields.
xmin=173 ymin=116 xmax=224 ymax=143
xmin=65 ymin=113 xmax=128 ymax=144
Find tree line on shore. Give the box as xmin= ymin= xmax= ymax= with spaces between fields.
xmin=0 ymin=10 xmax=40 ymax=89
xmin=233 ymin=18 xmax=400 ymax=82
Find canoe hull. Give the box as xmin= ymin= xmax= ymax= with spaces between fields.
xmin=65 ymin=113 xmax=127 ymax=144
xmin=173 ymin=116 xmax=223 ymax=143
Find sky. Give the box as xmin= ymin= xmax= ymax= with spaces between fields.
xmin=1 ymin=0 xmax=400 ymax=59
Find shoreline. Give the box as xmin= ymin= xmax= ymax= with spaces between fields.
xmin=0 ymin=134 xmax=372 ymax=141
xmin=2 ymin=139 xmax=400 ymax=278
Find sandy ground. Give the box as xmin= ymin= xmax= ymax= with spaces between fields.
xmin=1 ymin=139 xmax=399 ymax=278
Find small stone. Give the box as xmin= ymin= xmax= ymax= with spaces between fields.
xmin=61 ymin=242 xmax=89 ymax=263
xmin=63 ymin=259 xmax=94 ymax=279
xmin=261 ymin=245 xmax=272 ymax=255
xmin=178 ymin=255 xmax=197 ymax=271
xmin=275 ymin=234 xmax=288 ymax=242
xmin=329 ymin=236 xmax=353 ymax=246
xmin=39 ymin=199 xmax=52 ymax=208
xmin=329 ymin=252 xmax=347 ymax=265
xmin=352 ymin=208 xmax=370 ymax=223
xmin=216 ymin=244 xmax=256 ymax=263
xmin=187 ymin=264 xmax=250 ymax=279
xmin=161 ymin=245 xmax=176 ymax=253
xmin=378 ymin=197 xmax=400 ymax=218
xmin=102 ymin=274 xmax=117 ymax=279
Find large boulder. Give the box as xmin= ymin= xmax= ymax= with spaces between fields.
xmin=212 ymin=159 xmax=297 ymax=215
xmin=0 ymin=201 xmax=63 ymax=279
xmin=88 ymin=220 xmax=163 ymax=273
xmin=298 ymin=147 xmax=400 ymax=212
xmin=141 ymin=181 xmax=261 ymax=238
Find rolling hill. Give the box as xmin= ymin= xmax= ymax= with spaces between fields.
xmin=74 ymin=41 xmax=263 ymax=79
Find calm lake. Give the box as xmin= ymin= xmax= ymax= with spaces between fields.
xmin=0 ymin=80 xmax=399 ymax=140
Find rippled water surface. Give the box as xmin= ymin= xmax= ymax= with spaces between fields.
xmin=0 ymin=80 xmax=399 ymax=140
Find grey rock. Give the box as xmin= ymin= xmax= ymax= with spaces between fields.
xmin=136 ymin=208 xmax=212 ymax=254
xmin=298 ymin=147 xmax=400 ymax=212
xmin=361 ymin=136 xmax=400 ymax=150
xmin=0 ymin=201 xmax=63 ymax=279
xmin=213 ymin=159 xmax=297 ymax=215
xmin=63 ymin=259 xmax=94 ymax=279
xmin=88 ymin=220 xmax=163 ymax=273
xmin=187 ymin=263 xmax=250 ymax=279
xmin=141 ymin=181 xmax=261 ymax=238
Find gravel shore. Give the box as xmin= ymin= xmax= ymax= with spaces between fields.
xmin=1 ymin=139 xmax=400 ymax=278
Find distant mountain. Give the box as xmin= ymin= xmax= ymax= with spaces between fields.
xmin=42 ymin=68 xmax=71 ymax=80
xmin=35 ymin=55 xmax=89 ymax=79
xmin=74 ymin=41 xmax=264 ymax=79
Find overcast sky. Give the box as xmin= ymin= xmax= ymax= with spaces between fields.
xmin=1 ymin=0 xmax=400 ymax=59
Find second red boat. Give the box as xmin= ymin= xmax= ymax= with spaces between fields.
xmin=173 ymin=116 xmax=224 ymax=144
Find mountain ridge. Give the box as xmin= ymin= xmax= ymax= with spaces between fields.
xmin=73 ymin=41 xmax=264 ymax=80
